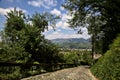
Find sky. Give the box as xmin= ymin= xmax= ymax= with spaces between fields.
xmin=0 ymin=0 xmax=90 ymax=40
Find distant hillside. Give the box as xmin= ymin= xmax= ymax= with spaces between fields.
xmin=51 ymin=38 xmax=91 ymax=49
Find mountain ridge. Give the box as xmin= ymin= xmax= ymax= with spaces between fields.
xmin=51 ymin=38 xmax=91 ymax=49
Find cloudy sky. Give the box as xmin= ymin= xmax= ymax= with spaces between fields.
xmin=0 ymin=0 xmax=90 ymax=40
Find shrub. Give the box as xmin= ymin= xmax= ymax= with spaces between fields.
xmin=91 ymin=34 xmax=120 ymax=80
xmin=59 ymin=50 xmax=92 ymax=65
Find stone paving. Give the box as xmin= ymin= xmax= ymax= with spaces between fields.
xmin=21 ymin=66 xmax=98 ymax=80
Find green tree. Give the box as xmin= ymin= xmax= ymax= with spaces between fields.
xmin=1 ymin=8 xmax=60 ymax=63
xmin=91 ymin=34 xmax=120 ymax=80
xmin=0 ymin=8 xmax=29 ymax=62
xmin=5 ymin=8 xmax=25 ymax=43
xmin=63 ymin=0 xmax=120 ymax=54
xmin=0 ymin=8 xmax=61 ymax=79
xmin=23 ymin=12 xmax=60 ymax=63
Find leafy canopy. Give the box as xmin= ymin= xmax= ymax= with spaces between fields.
xmin=0 ymin=8 xmax=61 ymax=63
xmin=63 ymin=0 xmax=120 ymax=53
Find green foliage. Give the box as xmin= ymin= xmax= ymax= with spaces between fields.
xmin=58 ymin=42 xmax=91 ymax=49
xmin=62 ymin=52 xmax=79 ymax=64
xmin=59 ymin=50 xmax=92 ymax=65
xmin=0 ymin=66 xmax=22 ymax=79
xmin=0 ymin=8 xmax=60 ymax=79
xmin=0 ymin=42 xmax=30 ymax=63
xmin=5 ymin=8 xmax=25 ymax=43
xmin=81 ymin=50 xmax=93 ymax=65
xmin=91 ymin=34 xmax=120 ymax=80
xmin=63 ymin=0 xmax=120 ymax=54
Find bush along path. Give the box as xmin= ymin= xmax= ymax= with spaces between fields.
xmin=91 ymin=34 xmax=120 ymax=80
xmin=21 ymin=66 xmax=98 ymax=80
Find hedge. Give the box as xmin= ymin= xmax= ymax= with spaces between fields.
xmin=91 ymin=34 xmax=120 ymax=80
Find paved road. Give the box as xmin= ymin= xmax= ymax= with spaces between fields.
xmin=21 ymin=66 xmax=98 ymax=80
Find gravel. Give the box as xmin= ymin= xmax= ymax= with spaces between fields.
xmin=21 ymin=66 xmax=98 ymax=80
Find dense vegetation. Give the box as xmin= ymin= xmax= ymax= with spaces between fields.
xmin=63 ymin=0 xmax=120 ymax=54
xmin=0 ymin=8 xmax=62 ymax=79
xmin=63 ymin=0 xmax=120 ymax=80
xmin=0 ymin=0 xmax=120 ymax=79
xmin=59 ymin=49 xmax=92 ymax=65
xmin=0 ymin=8 xmax=93 ymax=79
xmin=91 ymin=34 xmax=120 ymax=80
xmin=51 ymin=38 xmax=91 ymax=49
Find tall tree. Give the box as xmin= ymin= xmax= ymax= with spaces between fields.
xmin=23 ymin=12 xmax=60 ymax=63
xmin=1 ymin=8 xmax=60 ymax=63
xmin=0 ymin=8 xmax=62 ymax=79
xmin=5 ymin=8 xmax=25 ymax=43
xmin=63 ymin=0 xmax=120 ymax=54
xmin=1 ymin=8 xmax=29 ymax=62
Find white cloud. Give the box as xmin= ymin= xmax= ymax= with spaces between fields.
xmin=57 ymin=29 xmax=61 ymax=32
xmin=56 ymin=21 xmax=70 ymax=30
xmin=0 ymin=7 xmax=27 ymax=15
xmin=50 ymin=8 xmax=73 ymax=30
xmin=27 ymin=21 xmax=33 ymax=25
xmin=44 ymin=26 xmax=55 ymax=32
xmin=61 ymin=13 xmax=73 ymax=21
xmin=49 ymin=7 xmax=73 ymax=30
xmin=60 ymin=6 xmax=65 ymax=11
xmin=45 ymin=31 xmax=90 ymax=40
xmin=81 ymin=27 xmax=88 ymax=33
xmin=50 ymin=8 xmax=61 ymax=16
xmin=28 ymin=0 xmax=57 ymax=9
xmin=46 ymin=8 xmax=90 ymax=40
xmin=54 ymin=13 xmax=73 ymax=30
xmin=48 ymin=25 xmax=55 ymax=30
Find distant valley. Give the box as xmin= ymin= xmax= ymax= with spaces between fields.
xmin=51 ymin=38 xmax=91 ymax=49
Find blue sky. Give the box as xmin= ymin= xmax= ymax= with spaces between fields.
xmin=0 ymin=0 xmax=90 ymax=40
